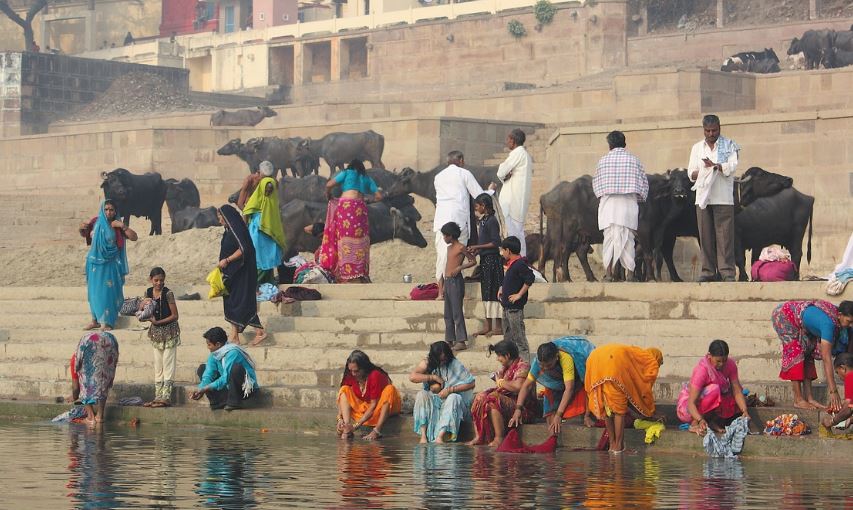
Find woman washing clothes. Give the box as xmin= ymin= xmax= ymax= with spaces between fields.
xmin=75 ymin=331 xmax=120 ymax=425
xmin=79 ymin=199 xmax=137 ymax=331
xmin=242 ymin=161 xmax=285 ymax=285
xmin=318 ymin=160 xmax=383 ymax=283
xmin=336 ymin=350 xmax=402 ymax=441
xmin=677 ymin=339 xmax=749 ymax=435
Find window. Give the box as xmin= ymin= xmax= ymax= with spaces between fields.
xmin=259 ymin=12 xmax=265 ymax=21
xmin=225 ymin=6 xmax=235 ymax=33
xmin=205 ymin=2 xmax=215 ymax=20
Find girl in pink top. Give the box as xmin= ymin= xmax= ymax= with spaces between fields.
xmin=677 ymin=339 xmax=750 ymax=435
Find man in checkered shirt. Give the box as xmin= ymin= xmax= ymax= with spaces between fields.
xmin=592 ymin=131 xmax=649 ymax=281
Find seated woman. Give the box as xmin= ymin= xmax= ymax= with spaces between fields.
xmin=191 ymin=326 xmax=259 ymax=411
xmin=337 ymin=350 xmax=402 ymax=441
xmin=75 ymin=331 xmax=120 ymax=426
xmin=584 ymin=344 xmax=663 ymax=453
xmin=771 ymin=299 xmax=852 ymax=411
xmin=410 ymin=341 xmax=476 ymax=443
xmin=467 ymin=340 xmax=533 ymax=446
xmin=677 ymin=339 xmax=749 ymax=435
xmin=508 ymin=336 xmax=595 ymax=436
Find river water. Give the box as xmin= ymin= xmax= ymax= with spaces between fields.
xmin=1 ymin=420 xmax=848 ymax=509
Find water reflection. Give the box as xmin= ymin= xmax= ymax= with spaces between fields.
xmin=413 ymin=445 xmax=474 ymax=509
xmin=66 ymin=425 xmax=120 ymax=509
xmin=195 ymin=435 xmax=259 ymax=509
xmin=336 ymin=440 xmax=400 ymax=509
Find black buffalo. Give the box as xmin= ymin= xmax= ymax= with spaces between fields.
xmin=164 ymin=178 xmax=201 ymax=226
xmin=737 ymin=166 xmax=793 ymax=207
xmin=210 ymin=106 xmax=277 ymax=127
xmin=280 ymin=198 xmax=427 ymax=258
xmin=296 ymin=130 xmax=385 ymax=173
xmin=829 ymin=47 xmax=853 ymax=68
xmin=100 ymin=168 xmax=167 ymax=235
xmin=217 ymin=137 xmax=307 ymax=177
xmin=386 ymin=164 xmax=501 ymax=204
xmin=788 ymin=29 xmax=834 ymax=69
xmin=171 ymin=206 xmax=219 ymax=233
xmin=720 ymin=48 xmax=780 ymax=73
xmin=734 ymin=187 xmax=814 ymax=281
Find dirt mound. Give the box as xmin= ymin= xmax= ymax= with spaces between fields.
xmin=63 ymin=71 xmax=209 ymax=122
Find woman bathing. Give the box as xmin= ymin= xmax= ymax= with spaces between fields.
xmin=337 ymin=350 xmax=402 ymax=441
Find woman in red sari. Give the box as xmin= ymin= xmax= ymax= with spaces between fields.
xmin=319 ymin=159 xmax=383 ymax=283
xmin=466 ymin=340 xmax=534 ymax=447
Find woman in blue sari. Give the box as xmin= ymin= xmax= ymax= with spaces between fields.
xmin=79 ymin=200 xmax=137 ymax=331
xmin=409 ymin=341 xmax=476 ymax=443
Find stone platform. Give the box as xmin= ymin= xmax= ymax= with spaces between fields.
xmin=0 ymin=281 xmax=849 ymax=411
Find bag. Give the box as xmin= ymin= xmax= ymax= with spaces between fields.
xmin=282 ymin=286 xmax=322 ymax=301
xmin=410 ymin=283 xmax=439 ymax=300
xmin=206 ymin=267 xmax=229 ymax=299
xmin=120 ymin=297 xmax=141 ymax=316
xmin=751 ymin=260 xmax=797 ymax=282
xmin=135 ymin=299 xmax=156 ymax=321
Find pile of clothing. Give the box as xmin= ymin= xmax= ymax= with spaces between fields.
xmin=826 ymin=233 xmax=853 ymax=296
xmin=294 ymin=263 xmax=334 ymax=284
xmin=763 ymin=413 xmax=810 ymax=436
xmin=751 ymin=245 xmax=796 ymax=282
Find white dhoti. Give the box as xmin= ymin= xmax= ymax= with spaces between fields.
xmin=598 ymin=194 xmax=639 ymax=272
xmin=503 ymin=215 xmax=526 ymax=257
xmin=434 ymin=226 xmax=470 ymax=280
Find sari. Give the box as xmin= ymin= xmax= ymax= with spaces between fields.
xmin=585 ymin=344 xmax=661 ymax=419
xmin=219 ymin=205 xmax=262 ymax=332
xmin=529 ymin=336 xmax=594 ymax=418
xmin=318 ymin=197 xmax=370 ymax=281
xmin=338 ymin=369 xmax=402 ymax=427
xmin=470 ymin=357 xmax=532 ymax=444
xmin=772 ymin=300 xmax=841 ymax=381
xmin=75 ymin=332 xmax=119 ymax=405
xmin=243 ymin=177 xmax=285 ymax=283
xmin=412 ymin=358 xmax=475 ymax=442
xmin=676 ymin=356 xmax=739 ymax=423
xmin=85 ymin=201 xmax=128 ymax=327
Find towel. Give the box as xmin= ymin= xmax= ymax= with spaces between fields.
xmin=703 ymin=416 xmax=749 ymax=457
xmin=634 ymin=418 xmax=665 ymax=444
xmin=496 ymin=428 xmax=558 ymax=454
xmin=691 ymin=168 xmax=715 ymax=210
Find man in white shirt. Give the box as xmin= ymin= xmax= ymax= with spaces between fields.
xmin=496 ymin=129 xmax=533 ymax=256
xmin=688 ymin=114 xmax=740 ymax=282
xmin=434 ymin=150 xmax=496 ymax=298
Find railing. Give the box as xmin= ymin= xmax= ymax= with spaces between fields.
xmin=79 ymin=0 xmax=584 ymax=59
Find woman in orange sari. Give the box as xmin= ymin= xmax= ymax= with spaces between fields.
xmin=337 ymin=350 xmax=402 ymax=441
xmin=584 ymin=344 xmax=663 ymax=453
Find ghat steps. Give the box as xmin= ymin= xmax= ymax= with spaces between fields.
xmin=0 ymin=282 xmax=847 ymax=413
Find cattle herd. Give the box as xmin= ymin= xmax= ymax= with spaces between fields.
xmin=720 ymin=24 xmax=853 ymax=73
xmin=100 ymin=126 xmax=814 ymax=284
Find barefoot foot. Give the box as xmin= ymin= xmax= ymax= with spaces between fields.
xmin=250 ymin=332 xmax=268 ymax=346
xmin=419 ymin=436 xmax=429 ymax=444
xmin=807 ymin=398 xmax=827 ymax=410
xmin=793 ymin=400 xmax=816 ymax=410
xmin=487 ymin=437 xmax=503 ymax=447
xmin=83 ymin=321 xmax=101 ymax=331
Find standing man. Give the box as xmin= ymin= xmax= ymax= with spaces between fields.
xmin=496 ymin=129 xmax=533 ymax=256
xmin=688 ymin=114 xmax=739 ymax=282
xmin=592 ymin=131 xmax=648 ymax=282
xmin=434 ymin=151 xmax=496 ymax=299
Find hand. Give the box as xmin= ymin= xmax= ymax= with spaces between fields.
xmin=488 ymin=182 xmax=497 ymax=191
xmin=497 ymin=288 xmax=503 ymax=300
xmin=828 ymin=392 xmax=842 ymax=413
xmin=508 ymin=292 xmax=521 ymax=303
xmin=740 ymin=411 xmax=750 ymax=421
xmin=110 ymin=220 xmax=125 ymax=229
xmin=218 ymin=258 xmax=229 ymax=269
xmin=549 ymin=418 xmax=561 ymax=436
xmin=508 ymin=409 xmax=522 ymax=428
xmin=702 ymin=157 xmax=715 ymax=168
xmin=438 ymin=387 xmax=452 ymax=399
xmin=431 ymin=374 xmax=444 ymax=386
xmin=503 ymin=172 xmax=513 ymax=182
xmin=190 ymin=389 xmax=205 ymax=400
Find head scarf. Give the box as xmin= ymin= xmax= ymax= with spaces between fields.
xmin=647 ymin=348 xmax=663 ymax=366
xmin=87 ymin=200 xmax=128 ymax=276
xmin=242 ymin=177 xmax=285 ymax=249
xmin=218 ymin=204 xmax=255 ymax=271
xmin=259 ymin=160 xmax=274 ymax=177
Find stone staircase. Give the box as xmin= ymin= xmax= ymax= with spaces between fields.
xmin=0 ymin=282 xmax=848 ymax=415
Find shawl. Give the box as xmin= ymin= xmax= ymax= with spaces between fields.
xmin=584 ymin=344 xmax=661 ymax=417
xmin=424 ymin=358 xmax=475 ymax=391
xmin=494 ymin=357 xmax=530 ymax=396
xmin=782 ymin=299 xmax=840 ymax=340
xmin=242 ymin=177 xmax=285 ymax=249
xmin=212 ymin=342 xmax=257 ymax=398
xmin=218 ymin=204 xmax=255 ymax=275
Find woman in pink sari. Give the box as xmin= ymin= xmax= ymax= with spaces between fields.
xmin=318 ymin=160 xmax=382 ymax=283
xmin=677 ymin=339 xmax=750 ymax=435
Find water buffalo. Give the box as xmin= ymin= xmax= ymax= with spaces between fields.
xmin=829 ymin=47 xmax=853 ymax=68
xmin=734 ymin=187 xmax=814 ymax=281
xmin=280 ymin=198 xmax=427 ymax=258
xmin=737 ymin=167 xmax=793 ymax=207
xmin=720 ymin=48 xmax=780 ymax=73
xmin=788 ymin=29 xmax=834 ymax=69
xmin=164 ymin=178 xmax=201 ymax=223
xmin=100 ymin=168 xmax=167 ymax=235
xmin=295 ymin=130 xmax=385 ymax=173
xmin=217 ymin=137 xmax=305 ymax=177
xmin=386 ymin=164 xmax=501 ymax=204
xmin=170 ymin=206 xmax=219 ymax=233
xmin=210 ymin=106 xmax=277 ymax=127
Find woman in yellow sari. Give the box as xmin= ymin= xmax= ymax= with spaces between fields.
xmin=584 ymin=344 xmax=663 ymax=453
xmin=337 ymin=350 xmax=402 ymax=441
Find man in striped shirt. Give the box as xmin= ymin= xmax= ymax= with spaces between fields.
xmin=592 ymin=131 xmax=649 ymax=281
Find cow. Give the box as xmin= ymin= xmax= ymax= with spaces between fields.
xmin=295 ymin=130 xmax=386 ymax=172
xmin=737 ymin=166 xmax=793 ymax=207
xmin=720 ymin=48 xmax=780 ymax=73
xmin=734 ymin=187 xmax=814 ymax=281
xmin=164 ymin=178 xmax=201 ymax=225
xmin=216 ymin=137 xmax=304 ymax=177
xmin=100 ymin=168 xmax=167 ymax=235
xmin=280 ymin=174 xmax=329 ymax=205
xmin=788 ymin=29 xmax=834 ymax=69
xmin=386 ymin=164 xmax=501 ymax=204
xmin=829 ymin=47 xmax=853 ymax=68
xmin=170 ymin=206 xmax=219 ymax=233
xmin=280 ymin=198 xmax=428 ymax=258
xmin=209 ymin=106 xmax=277 ymax=127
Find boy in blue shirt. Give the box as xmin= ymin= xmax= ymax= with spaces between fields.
xmin=191 ymin=326 xmax=259 ymax=410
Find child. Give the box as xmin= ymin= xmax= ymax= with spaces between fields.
xmin=497 ymin=236 xmax=534 ymax=361
xmin=442 ymin=221 xmax=476 ymax=351
xmin=142 ymin=267 xmax=181 ymax=408
xmin=467 ymin=193 xmax=503 ymax=337
xmin=821 ymin=353 xmax=853 ymax=431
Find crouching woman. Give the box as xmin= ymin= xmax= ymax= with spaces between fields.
xmin=337 ymin=350 xmax=402 ymax=441
xmin=191 ymin=327 xmax=259 ymax=410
